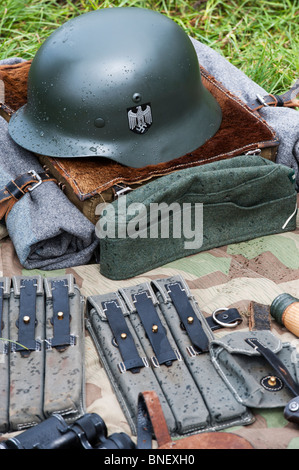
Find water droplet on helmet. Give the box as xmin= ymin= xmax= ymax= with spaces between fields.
xmin=94 ymin=118 xmax=105 ymax=128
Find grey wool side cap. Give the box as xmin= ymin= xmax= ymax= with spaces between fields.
xmin=98 ymin=154 xmax=297 ymax=280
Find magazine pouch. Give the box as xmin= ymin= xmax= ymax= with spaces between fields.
xmin=4 ymin=275 xmax=85 ymax=432
xmin=0 ymin=277 xmax=12 ymax=432
xmin=43 ymin=275 xmax=85 ymax=422
xmin=9 ymin=275 xmax=45 ymax=430
xmin=86 ymin=275 xmax=253 ymax=436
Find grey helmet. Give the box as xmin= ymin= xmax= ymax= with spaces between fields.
xmin=8 ymin=7 xmax=222 ymax=168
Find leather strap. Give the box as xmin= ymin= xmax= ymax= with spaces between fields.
xmin=137 ymin=390 xmax=254 ymax=449
xmin=245 ymin=337 xmax=299 ymax=397
xmin=0 ymin=103 xmax=14 ymax=123
xmin=50 ymin=279 xmax=72 ymax=350
xmin=206 ymin=307 xmax=242 ymax=331
xmin=0 ymin=170 xmax=56 ymax=221
xmin=16 ymin=279 xmax=38 ymax=356
xmin=103 ymin=298 xmax=146 ymax=373
xmin=166 ymin=281 xmax=209 ymax=353
xmin=137 ymin=391 xmax=171 ymax=449
xmin=248 ymin=80 xmax=299 ymax=112
xmin=133 ymin=290 xmax=178 ymax=367
xmin=248 ymin=301 xmax=271 ymax=331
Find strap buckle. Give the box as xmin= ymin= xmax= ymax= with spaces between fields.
xmin=212 ymin=307 xmax=242 ymax=328
xmin=118 ymin=356 xmax=149 ymax=374
xmin=256 ymin=93 xmax=269 ymax=107
xmin=112 ymin=184 xmax=132 ymax=199
xmin=27 ymin=170 xmax=42 ymax=192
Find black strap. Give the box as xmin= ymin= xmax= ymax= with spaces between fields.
xmin=248 ymin=93 xmax=285 ymax=110
xmin=166 ymin=282 xmax=209 ymax=353
xmin=0 ymin=171 xmax=56 ymax=221
xmin=248 ymin=80 xmax=299 ymax=112
xmin=16 ymin=279 xmax=38 ymax=356
xmin=246 ymin=337 xmax=299 ymax=397
xmin=50 ymin=280 xmax=72 ymax=350
xmin=0 ymin=171 xmax=54 ymax=201
xmin=103 ymin=299 xmax=145 ymax=373
xmin=206 ymin=307 xmax=242 ymax=331
xmin=133 ymin=291 xmax=178 ymax=367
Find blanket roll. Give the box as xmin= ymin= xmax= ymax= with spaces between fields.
xmin=0 ymin=116 xmax=99 ymax=270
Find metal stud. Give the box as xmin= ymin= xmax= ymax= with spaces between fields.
xmin=152 ymin=324 xmax=158 ymax=333
xmin=187 ymin=316 xmax=194 ymax=324
xmin=268 ymin=376 xmax=277 ymax=387
xmin=23 ymin=315 xmax=30 ymax=324
xmin=289 ymin=401 xmax=299 ymax=412
xmin=57 ymin=311 xmax=64 ymax=320
xmin=120 ymin=333 xmax=127 ymax=340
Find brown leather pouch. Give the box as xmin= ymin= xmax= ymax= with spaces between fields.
xmin=0 ymin=60 xmax=279 ymax=224
xmin=137 ymin=391 xmax=253 ymax=449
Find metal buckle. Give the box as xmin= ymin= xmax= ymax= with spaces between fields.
xmin=174 ymin=349 xmax=182 ymax=361
xmin=27 ymin=170 xmax=42 ymax=192
xmin=256 ymin=93 xmax=269 ymax=107
xmin=212 ymin=307 xmax=240 ymax=328
xmin=151 ymin=356 xmax=160 ymax=368
xmin=186 ymin=345 xmax=197 ymax=357
xmin=114 ymin=185 xmax=132 ymax=199
xmin=118 ymin=362 xmax=127 ymax=374
xmin=118 ymin=356 xmax=149 ymax=374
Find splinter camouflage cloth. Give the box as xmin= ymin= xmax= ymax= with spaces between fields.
xmin=0 ymin=195 xmax=298 ymax=449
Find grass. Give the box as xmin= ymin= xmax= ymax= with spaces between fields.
xmin=0 ymin=0 xmax=298 ymax=94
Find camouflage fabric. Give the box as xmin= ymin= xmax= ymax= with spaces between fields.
xmin=0 ymin=194 xmax=298 ymax=449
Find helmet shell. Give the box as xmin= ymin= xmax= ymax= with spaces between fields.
xmin=9 ymin=7 xmax=222 ymax=168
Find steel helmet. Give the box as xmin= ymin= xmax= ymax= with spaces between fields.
xmin=8 ymin=7 xmax=222 ymax=168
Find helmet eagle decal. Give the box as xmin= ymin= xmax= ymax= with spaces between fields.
xmin=127 ymin=104 xmax=153 ymax=134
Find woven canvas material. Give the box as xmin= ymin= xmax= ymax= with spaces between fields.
xmin=99 ymin=155 xmax=297 ymax=279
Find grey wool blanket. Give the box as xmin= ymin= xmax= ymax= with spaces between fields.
xmin=0 ymin=115 xmax=99 ymax=270
xmin=190 ymin=39 xmax=299 ymax=189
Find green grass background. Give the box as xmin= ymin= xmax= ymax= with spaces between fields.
xmin=0 ymin=0 xmax=298 ymax=94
